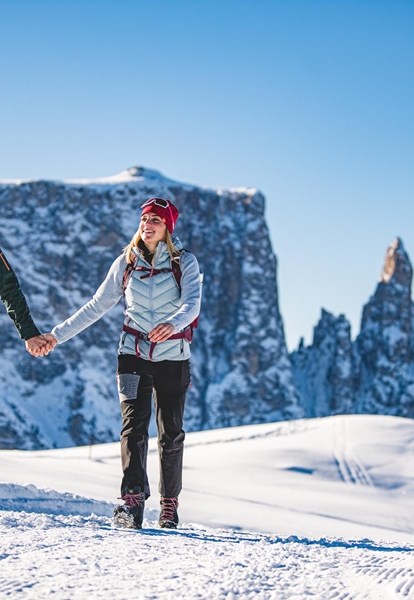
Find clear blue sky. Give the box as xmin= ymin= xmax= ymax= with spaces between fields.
xmin=1 ymin=0 xmax=413 ymax=350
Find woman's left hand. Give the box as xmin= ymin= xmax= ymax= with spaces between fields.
xmin=148 ymin=323 xmax=175 ymax=343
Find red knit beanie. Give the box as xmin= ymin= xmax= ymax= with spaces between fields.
xmin=140 ymin=198 xmax=179 ymax=234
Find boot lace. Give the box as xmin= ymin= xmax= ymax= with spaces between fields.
xmin=119 ymin=493 xmax=144 ymax=508
xmin=160 ymin=497 xmax=179 ymax=521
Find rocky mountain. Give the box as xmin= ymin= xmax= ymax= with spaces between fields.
xmin=290 ymin=310 xmax=355 ymax=417
xmin=0 ymin=167 xmax=303 ymax=449
xmin=355 ymin=238 xmax=414 ymax=416
xmin=291 ymin=238 xmax=414 ymax=418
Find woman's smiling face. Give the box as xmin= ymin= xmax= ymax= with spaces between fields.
xmin=139 ymin=211 xmax=167 ymax=247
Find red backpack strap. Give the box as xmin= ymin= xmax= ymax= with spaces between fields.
xmin=135 ymin=266 xmax=173 ymax=279
xmin=171 ymin=260 xmax=182 ymax=290
xmin=172 ymin=249 xmax=199 ymax=334
xmin=122 ymin=252 xmax=137 ymax=293
xmin=171 ymin=248 xmax=194 ymax=290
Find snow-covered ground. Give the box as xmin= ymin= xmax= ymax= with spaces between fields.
xmin=1 ymin=414 xmax=414 ymax=599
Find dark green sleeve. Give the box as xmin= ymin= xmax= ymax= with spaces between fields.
xmin=0 ymin=249 xmax=41 ymax=340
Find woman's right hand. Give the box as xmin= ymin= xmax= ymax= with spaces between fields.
xmin=41 ymin=333 xmax=58 ymax=354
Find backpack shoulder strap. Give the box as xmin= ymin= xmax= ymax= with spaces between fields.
xmin=122 ymin=252 xmax=138 ymax=293
xmin=171 ymin=248 xmax=193 ymax=290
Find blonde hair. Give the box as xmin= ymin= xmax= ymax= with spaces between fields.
xmin=124 ymin=228 xmax=180 ymax=265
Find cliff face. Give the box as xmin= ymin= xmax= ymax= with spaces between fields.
xmin=355 ymin=238 xmax=414 ymax=416
xmin=0 ymin=167 xmax=302 ymax=449
xmin=291 ymin=310 xmax=355 ymax=417
xmin=291 ymin=238 xmax=414 ymax=418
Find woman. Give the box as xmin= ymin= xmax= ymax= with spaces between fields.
xmin=46 ymin=198 xmax=202 ymax=529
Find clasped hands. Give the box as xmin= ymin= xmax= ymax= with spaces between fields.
xmin=25 ymin=333 xmax=57 ymax=357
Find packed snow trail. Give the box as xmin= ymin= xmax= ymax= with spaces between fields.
xmin=1 ymin=511 xmax=414 ymax=600
xmin=2 ymin=416 xmax=414 ymax=598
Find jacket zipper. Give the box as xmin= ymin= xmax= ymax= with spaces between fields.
xmin=149 ymin=244 xmax=163 ymax=330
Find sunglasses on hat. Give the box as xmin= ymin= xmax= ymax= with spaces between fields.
xmin=141 ymin=197 xmax=171 ymax=209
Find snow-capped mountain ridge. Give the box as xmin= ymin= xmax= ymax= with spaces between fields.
xmin=0 ymin=166 xmax=190 ymax=188
xmin=0 ymin=167 xmax=300 ymax=449
xmin=0 ymin=166 xmax=259 ymax=195
xmin=1 ymin=166 xmax=412 ymax=449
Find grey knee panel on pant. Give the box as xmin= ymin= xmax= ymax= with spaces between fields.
xmin=117 ymin=373 xmax=140 ymax=402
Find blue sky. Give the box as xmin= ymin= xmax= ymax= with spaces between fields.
xmin=1 ymin=0 xmax=413 ymax=349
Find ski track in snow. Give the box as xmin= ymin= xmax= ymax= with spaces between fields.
xmin=1 ymin=510 xmax=414 ymax=600
xmin=334 ymin=419 xmax=374 ymax=486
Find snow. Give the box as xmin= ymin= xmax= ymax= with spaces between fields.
xmin=217 ymin=187 xmax=259 ymax=197
xmin=383 ymin=325 xmax=407 ymax=346
xmin=0 ymin=164 xmax=252 ymax=199
xmin=64 ymin=167 xmax=173 ymax=186
xmin=1 ymin=414 xmax=414 ymax=598
xmin=0 ymin=167 xmax=190 ymax=189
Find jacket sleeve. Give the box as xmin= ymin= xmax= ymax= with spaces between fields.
xmin=165 ymin=252 xmax=202 ymax=333
xmin=0 ymin=249 xmax=41 ymax=340
xmin=51 ymin=254 xmax=126 ymax=344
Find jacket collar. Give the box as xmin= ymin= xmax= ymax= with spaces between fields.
xmin=133 ymin=236 xmax=183 ymax=266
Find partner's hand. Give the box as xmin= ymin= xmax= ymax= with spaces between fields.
xmin=148 ymin=323 xmax=175 ymax=343
xmin=42 ymin=333 xmax=58 ymax=352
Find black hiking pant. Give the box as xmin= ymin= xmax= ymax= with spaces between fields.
xmin=117 ymin=354 xmax=190 ymax=499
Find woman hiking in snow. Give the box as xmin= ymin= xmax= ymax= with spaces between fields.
xmin=44 ymin=198 xmax=202 ymax=530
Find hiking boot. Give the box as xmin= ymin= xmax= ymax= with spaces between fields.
xmin=113 ymin=487 xmax=145 ymax=529
xmin=159 ymin=496 xmax=179 ymax=529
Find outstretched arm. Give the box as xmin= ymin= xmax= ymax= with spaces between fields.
xmin=0 ymin=248 xmax=41 ymax=341
xmin=50 ymin=254 xmax=126 ymax=345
